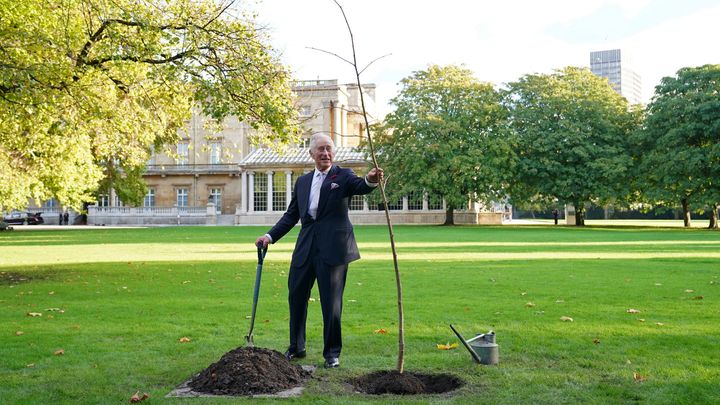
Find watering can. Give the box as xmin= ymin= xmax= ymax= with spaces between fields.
xmin=449 ymin=324 xmax=499 ymax=365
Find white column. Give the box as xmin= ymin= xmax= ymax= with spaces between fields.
xmin=422 ymin=192 xmax=429 ymax=211
xmin=285 ymin=170 xmax=293 ymax=209
xmin=402 ymin=196 xmax=409 ymax=212
xmin=248 ymin=171 xmax=255 ymax=212
xmin=363 ymin=196 xmax=369 ymax=212
xmin=266 ymin=171 xmax=273 ymax=212
xmin=240 ymin=171 xmax=248 ymax=213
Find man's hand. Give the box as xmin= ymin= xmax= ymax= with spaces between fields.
xmin=255 ymin=235 xmax=271 ymax=248
xmin=367 ymin=167 xmax=384 ymax=184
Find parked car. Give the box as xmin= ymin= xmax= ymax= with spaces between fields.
xmin=2 ymin=211 xmax=44 ymax=225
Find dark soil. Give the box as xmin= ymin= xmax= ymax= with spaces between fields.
xmin=188 ymin=347 xmax=310 ymax=396
xmin=352 ymin=370 xmax=464 ymax=395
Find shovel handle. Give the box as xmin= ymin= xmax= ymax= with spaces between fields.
xmin=256 ymin=243 xmax=268 ymax=263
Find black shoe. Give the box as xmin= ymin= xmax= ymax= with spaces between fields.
xmin=324 ymin=357 xmax=340 ymax=368
xmin=284 ymin=349 xmax=306 ymax=361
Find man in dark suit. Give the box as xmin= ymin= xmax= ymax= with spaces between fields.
xmin=256 ymin=134 xmax=383 ymax=368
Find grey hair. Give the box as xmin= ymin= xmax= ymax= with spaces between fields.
xmin=308 ymin=133 xmax=335 ymax=153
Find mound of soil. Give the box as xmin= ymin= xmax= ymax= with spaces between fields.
xmin=188 ymin=347 xmax=310 ymax=396
xmin=352 ymin=370 xmax=463 ymax=395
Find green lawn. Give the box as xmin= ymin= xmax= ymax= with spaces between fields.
xmin=1 ymin=225 xmax=719 ymax=404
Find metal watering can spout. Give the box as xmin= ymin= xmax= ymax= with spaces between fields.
xmin=449 ymin=324 xmax=499 ymax=365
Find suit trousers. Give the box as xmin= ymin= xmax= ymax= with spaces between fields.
xmin=287 ymin=240 xmax=348 ymax=360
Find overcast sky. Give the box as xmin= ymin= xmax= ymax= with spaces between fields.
xmin=248 ymin=0 xmax=720 ymax=116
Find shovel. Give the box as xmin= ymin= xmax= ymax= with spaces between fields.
xmin=245 ymin=243 xmax=267 ymax=347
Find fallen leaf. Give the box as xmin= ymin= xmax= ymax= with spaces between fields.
xmin=308 ymin=297 xmax=316 ymax=302
xmin=436 ymin=342 xmax=459 ymax=350
xmin=54 ymin=349 xmax=64 ymax=356
xmin=347 ymin=299 xmax=357 ymax=303
xmin=15 ymin=331 xmax=24 ymax=336
xmin=520 ymin=292 xmax=527 ymax=296
xmin=179 ymin=337 xmax=191 ymax=343
xmin=638 ymin=319 xmax=645 ymax=322
xmin=182 ymin=280 xmax=191 ymax=284
xmin=560 ymin=316 xmax=574 ymax=322
xmin=26 ymin=363 xmax=35 ymax=368
xmin=684 ymin=289 xmax=694 ymax=293
xmin=633 ymin=372 xmax=646 ymax=382
xmin=27 ymin=312 xmax=42 ymax=317
xmin=45 ymin=308 xmax=64 ymax=312
xmin=655 ymin=322 xmax=664 ymax=326
xmin=130 ymin=391 xmax=150 ymax=403
xmin=592 ymin=338 xmax=601 ymax=344
xmin=263 ymin=319 xmax=270 ymax=323
xmin=691 ymin=296 xmax=704 ymax=300
xmin=374 ymin=328 xmax=388 ymax=334
xmin=626 ymin=309 xmax=641 ymax=314
xmin=48 ymin=291 xmax=55 ymax=295
xmin=525 ymin=302 xmax=536 ymax=307
xmin=555 ymin=299 xmax=565 ymax=303
xmin=654 ymin=283 xmax=662 ymax=286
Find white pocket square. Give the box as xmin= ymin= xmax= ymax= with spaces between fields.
xmin=330 ymin=182 xmax=339 ymax=189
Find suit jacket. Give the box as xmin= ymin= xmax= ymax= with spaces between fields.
xmin=268 ymin=165 xmax=375 ymax=266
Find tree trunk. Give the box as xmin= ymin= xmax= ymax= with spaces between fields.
xmin=444 ymin=207 xmax=454 ymax=225
xmin=574 ymin=201 xmax=585 ymax=226
xmin=681 ymin=198 xmax=691 ymax=227
xmin=708 ymin=204 xmax=718 ymax=229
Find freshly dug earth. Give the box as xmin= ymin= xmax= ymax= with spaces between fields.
xmin=188 ymin=347 xmax=310 ymax=396
xmin=352 ymin=370 xmax=463 ymax=395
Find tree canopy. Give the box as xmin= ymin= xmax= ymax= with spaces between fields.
xmin=0 ymin=0 xmax=298 ymax=210
xmin=504 ymin=67 xmax=641 ymax=225
xmin=634 ymin=64 xmax=720 ymax=228
xmin=371 ymin=64 xmax=512 ymax=224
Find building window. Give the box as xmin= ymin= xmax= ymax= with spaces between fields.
xmin=299 ymin=105 xmax=312 ymax=117
xmin=176 ymin=142 xmax=189 ymax=165
xmin=350 ymin=195 xmax=364 ymax=211
xmin=98 ymin=194 xmax=109 ymax=207
xmin=43 ymin=198 xmax=58 ymax=209
xmin=113 ymin=194 xmax=124 ymax=207
xmin=428 ymin=195 xmax=444 ymax=210
xmin=253 ymin=175 xmax=267 ymax=212
xmin=272 ymin=173 xmax=286 ymax=211
xmin=386 ymin=197 xmax=403 ymax=211
xmin=210 ymin=142 xmax=221 ymax=164
xmin=407 ymin=191 xmax=423 ymax=210
xmin=176 ymin=188 xmax=188 ymax=207
xmin=209 ymin=188 xmax=222 ymax=212
xmin=144 ymin=189 xmax=156 ymax=207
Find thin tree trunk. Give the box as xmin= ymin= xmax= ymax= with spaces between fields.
xmin=708 ymin=204 xmax=718 ymax=229
xmin=682 ymin=198 xmax=691 ymax=227
xmin=443 ymin=207 xmax=454 ymax=225
xmin=331 ymin=0 xmax=405 ymax=373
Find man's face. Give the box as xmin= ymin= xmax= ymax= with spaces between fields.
xmin=310 ymin=137 xmax=335 ymax=171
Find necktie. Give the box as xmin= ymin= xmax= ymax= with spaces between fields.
xmin=308 ymin=171 xmax=325 ymax=219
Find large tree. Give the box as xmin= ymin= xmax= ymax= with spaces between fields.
xmin=0 ymin=0 xmax=298 ymax=210
xmin=634 ymin=65 xmax=720 ymax=229
xmin=372 ymin=64 xmax=512 ymax=225
xmin=505 ymin=66 xmax=641 ymax=225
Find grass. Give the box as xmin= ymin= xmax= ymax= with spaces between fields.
xmin=1 ymin=225 xmax=719 ymax=404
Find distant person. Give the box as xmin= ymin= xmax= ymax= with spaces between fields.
xmin=552 ymin=209 xmax=559 ymax=225
xmin=63 ymin=211 xmax=69 ymax=225
xmin=59 ymin=212 xmax=63 ymax=225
